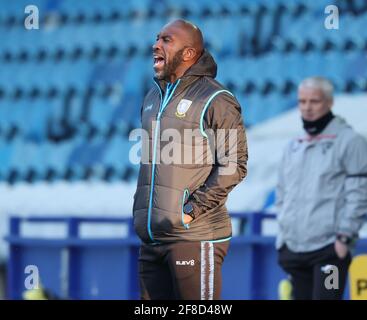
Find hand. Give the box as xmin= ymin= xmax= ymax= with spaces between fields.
xmin=334 ymin=239 xmax=349 ymax=259
xmin=183 ymin=214 xmax=194 ymax=225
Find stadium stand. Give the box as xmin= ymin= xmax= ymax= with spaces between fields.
xmin=0 ymin=0 xmax=366 ymax=185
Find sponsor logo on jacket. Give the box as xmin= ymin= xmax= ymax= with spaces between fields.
xmin=176 ymin=259 xmax=195 ymax=266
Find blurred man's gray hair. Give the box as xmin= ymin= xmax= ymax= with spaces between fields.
xmin=298 ymin=77 xmax=334 ymax=101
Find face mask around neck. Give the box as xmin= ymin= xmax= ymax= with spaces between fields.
xmin=302 ymin=111 xmax=334 ymax=136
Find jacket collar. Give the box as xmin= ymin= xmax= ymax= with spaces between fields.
xmin=300 ymin=116 xmax=349 ymax=142
xmin=316 ymin=115 xmax=349 ymax=136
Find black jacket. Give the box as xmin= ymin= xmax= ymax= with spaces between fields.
xmin=133 ymin=50 xmax=248 ymax=244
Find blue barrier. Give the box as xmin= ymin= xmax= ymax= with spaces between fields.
xmin=5 ymin=213 xmax=367 ymax=300
xmin=6 ymin=216 xmax=140 ymax=300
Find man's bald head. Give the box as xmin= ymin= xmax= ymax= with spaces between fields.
xmin=165 ymin=19 xmax=204 ymax=58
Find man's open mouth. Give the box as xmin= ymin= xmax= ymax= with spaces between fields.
xmin=153 ymin=55 xmax=165 ymax=68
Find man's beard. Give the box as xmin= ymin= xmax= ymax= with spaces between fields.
xmin=156 ymin=48 xmax=185 ymax=82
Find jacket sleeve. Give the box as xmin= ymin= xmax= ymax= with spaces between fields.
xmin=188 ymin=93 xmax=248 ymax=217
xmin=337 ymin=133 xmax=367 ymax=237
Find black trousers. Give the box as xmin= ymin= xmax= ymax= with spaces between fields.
xmin=138 ymin=240 xmax=229 ymax=300
xmin=278 ymin=243 xmax=352 ymax=300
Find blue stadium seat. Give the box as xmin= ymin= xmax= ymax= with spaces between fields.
xmin=240 ymin=93 xmax=265 ymax=126
xmin=44 ymin=140 xmax=75 ymax=178
xmin=353 ymin=0 xmax=367 ymax=13
xmin=67 ymin=93 xmax=85 ymax=124
xmin=0 ymin=100 xmax=13 ymax=132
xmin=124 ymin=57 xmax=151 ymax=94
xmin=7 ymin=138 xmax=28 ymax=180
xmin=114 ymin=91 xmax=143 ymax=129
xmin=26 ymin=141 xmax=48 ymax=180
xmin=202 ymin=17 xmax=241 ymax=57
xmin=176 ymin=0 xmax=203 ymax=16
xmin=69 ymin=142 xmax=92 ymax=168
xmin=142 ymin=18 xmax=165 ymax=51
xmin=0 ymin=64 xmax=18 ymax=93
xmin=217 ymin=57 xmax=249 ymax=87
xmin=89 ymin=96 xmax=118 ymax=133
xmin=103 ymin=136 xmax=131 ymax=174
xmin=306 ymin=0 xmax=338 ymax=13
xmin=11 ymin=100 xmax=31 ymax=132
xmin=262 ymin=92 xmax=290 ymax=119
xmin=57 ymin=0 xmax=93 ymax=20
xmin=258 ymin=10 xmax=276 ymax=50
xmin=344 ymin=51 xmax=367 ymax=81
xmin=0 ymin=140 xmax=13 ymax=179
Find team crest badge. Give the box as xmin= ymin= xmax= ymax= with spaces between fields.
xmin=175 ymin=99 xmax=192 ymax=118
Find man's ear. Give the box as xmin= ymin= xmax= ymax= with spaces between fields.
xmin=182 ymin=47 xmax=197 ymax=62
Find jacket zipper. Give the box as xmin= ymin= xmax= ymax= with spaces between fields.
xmin=147 ymin=80 xmax=181 ymax=242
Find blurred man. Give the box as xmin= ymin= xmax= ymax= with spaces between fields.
xmin=132 ymin=19 xmax=248 ymax=300
xmin=276 ymin=77 xmax=367 ymax=300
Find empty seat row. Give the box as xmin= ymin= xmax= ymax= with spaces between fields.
xmin=0 ymin=136 xmax=138 ymax=183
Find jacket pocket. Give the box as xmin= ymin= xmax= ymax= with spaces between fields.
xmin=181 ymin=188 xmax=190 ymax=230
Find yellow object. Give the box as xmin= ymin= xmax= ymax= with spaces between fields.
xmin=23 ymin=284 xmax=48 ymax=300
xmin=349 ymin=255 xmax=367 ymax=300
xmin=278 ymin=279 xmax=293 ymax=300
